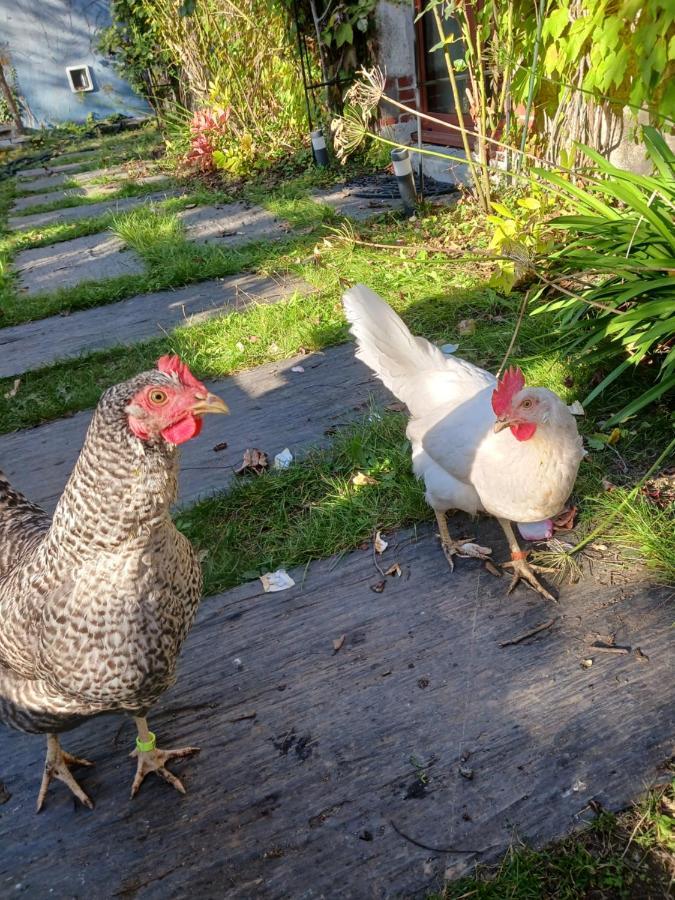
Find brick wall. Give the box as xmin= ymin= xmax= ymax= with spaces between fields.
xmin=378 ymin=75 xmax=418 ymax=129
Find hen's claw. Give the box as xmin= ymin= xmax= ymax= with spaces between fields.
xmin=439 ymin=537 xmax=493 ymax=572
xmin=129 ymin=745 xmax=200 ymax=798
xmin=37 ymin=734 xmax=94 ymax=812
xmin=502 ymin=556 xmax=557 ymax=602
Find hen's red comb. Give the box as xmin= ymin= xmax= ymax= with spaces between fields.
xmin=157 ymin=355 xmax=206 ymax=391
xmin=491 ymin=366 xmax=525 ymax=416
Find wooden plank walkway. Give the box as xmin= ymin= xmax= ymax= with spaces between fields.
xmin=8 ymin=189 xmax=183 ymax=231
xmin=0 ymin=344 xmax=389 ymax=512
xmin=0 ymin=274 xmax=311 ymax=379
xmin=14 ymin=232 xmax=145 ymax=297
xmin=0 ymin=522 xmax=671 ymax=898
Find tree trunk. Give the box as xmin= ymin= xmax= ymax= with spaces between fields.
xmin=0 ymin=63 xmax=24 ymax=134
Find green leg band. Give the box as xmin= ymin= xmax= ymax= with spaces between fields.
xmin=136 ymin=731 xmax=156 ymax=753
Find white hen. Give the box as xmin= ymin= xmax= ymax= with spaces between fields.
xmin=343 ymin=284 xmax=584 ymax=600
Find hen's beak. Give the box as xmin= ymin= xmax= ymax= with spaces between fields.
xmin=493 ymin=417 xmax=511 ymax=433
xmin=192 ymin=392 xmax=229 ymax=416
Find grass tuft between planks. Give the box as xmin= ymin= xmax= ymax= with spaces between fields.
xmin=437 ymin=779 xmax=675 ymax=899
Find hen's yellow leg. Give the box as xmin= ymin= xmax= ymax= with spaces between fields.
xmin=498 ymin=518 xmax=556 ymax=602
xmin=129 ymin=716 xmax=200 ymax=798
xmin=434 ymin=510 xmax=492 ymax=572
xmin=36 ymin=733 xmax=94 ymax=812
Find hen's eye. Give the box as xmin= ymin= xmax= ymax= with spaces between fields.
xmin=149 ymin=389 xmax=168 ymax=406
xmin=521 ymin=399 xmax=533 ymax=409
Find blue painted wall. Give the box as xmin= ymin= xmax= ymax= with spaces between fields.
xmin=0 ymin=0 xmax=151 ymax=127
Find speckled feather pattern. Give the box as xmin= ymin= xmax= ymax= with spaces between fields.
xmin=0 ymin=372 xmax=202 ymax=735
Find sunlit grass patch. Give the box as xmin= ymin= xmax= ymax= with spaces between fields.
xmin=176 ymin=410 xmax=429 ymax=595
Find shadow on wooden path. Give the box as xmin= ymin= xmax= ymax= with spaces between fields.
xmin=0 ymin=521 xmax=672 ymax=898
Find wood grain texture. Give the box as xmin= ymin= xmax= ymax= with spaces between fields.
xmin=0 ymin=522 xmax=671 ymax=898
xmin=14 ymin=232 xmax=145 ymax=296
xmin=0 ymin=344 xmax=390 ymax=512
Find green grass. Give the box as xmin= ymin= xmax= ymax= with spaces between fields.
xmin=25 ymin=123 xmax=164 ymax=169
xmin=438 ymin=780 xmax=675 ymax=899
xmin=0 ymin=198 xmax=306 ymax=326
xmin=176 ymin=410 xmax=429 ymax=595
xmin=1 ymin=165 xmax=672 ymax=582
xmin=0 ymin=176 xmax=327 ymax=326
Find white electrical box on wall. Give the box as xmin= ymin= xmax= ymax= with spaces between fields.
xmin=66 ymin=65 xmax=94 ymax=93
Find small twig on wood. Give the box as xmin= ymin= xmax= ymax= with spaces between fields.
xmin=498 ymin=617 xmax=557 ymax=647
xmin=389 ymin=819 xmax=481 ymax=854
xmin=497 ymin=288 xmax=531 ymax=377
xmin=589 ymin=642 xmax=630 ymax=654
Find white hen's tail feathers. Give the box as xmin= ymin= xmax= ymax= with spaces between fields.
xmin=343 ymin=284 xmax=494 ymax=417
xmin=343 ymin=284 xmax=450 ymax=408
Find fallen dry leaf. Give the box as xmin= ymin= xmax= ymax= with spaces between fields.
xmin=332 ymin=634 xmax=346 ymax=653
xmin=235 ymin=448 xmax=269 ymax=476
xmin=457 ymin=319 xmax=476 ymax=336
xmin=607 ymin=427 xmax=622 ymax=445
xmin=351 ymin=471 xmax=377 ymax=487
xmin=260 ymin=569 xmax=295 ymax=593
xmin=385 ymin=563 xmax=401 ymax=577
xmin=370 ymin=580 xmax=386 ymax=593
xmin=3 ymin=378 xmax=20 ymax=399
xmin=553 ymin=506 xmax=577 ymax=531
xmin=374 ymin=530 xmax=388 ymax=554
xmin=385 ymin=400 xmax=407 ymax=413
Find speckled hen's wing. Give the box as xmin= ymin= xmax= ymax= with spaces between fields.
xmin=0 ymin=471 xmax=50 ymax=580
xmin=32 ymin=525 xmax=202 ymax=713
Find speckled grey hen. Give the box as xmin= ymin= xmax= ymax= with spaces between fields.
xmin=0 ymin=356 xmax=228 ymax=811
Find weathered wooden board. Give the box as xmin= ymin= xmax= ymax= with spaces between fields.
xmin=0 ymin=274 xmax=311 ymax=378
xmin=14 ymin=232 xmax=145 ymax=297
xmin=11 ymin=175 xmax=172 ymax=213
xmin=311 ymin=186 xmax=401 ymax=220
xmin=177 ymin=203 xmax=290 ymax=247
xmin=8 ymin=189 xmax=183 ymax=232
xmin=17 ymin=161 xmax=94 ymax=180
xmin=0 ymin=522 xmax=671 ymax=898
xmin=0 ymin=344 xmax=389 ymax=512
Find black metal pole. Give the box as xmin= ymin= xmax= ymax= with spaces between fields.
xmin=292 ymin=0 xmax=313 ymax=133
xmin=391 ymin=147 xmax=418 ymax=215
xmin=311 ymin=128 xmax=330 ymax=167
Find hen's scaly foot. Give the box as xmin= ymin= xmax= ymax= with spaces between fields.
xmin=439 ymin=536 xmax=492 ymax=572
xmin=434 ymin=511 xmax=492 ymax=573
xmin=37 ymin=735 xmax=94 ymax=812
xmin=502 ymin=554 xmax=557 ymax=602
xmin=129 ymin=743 xmax=200 ymax=798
